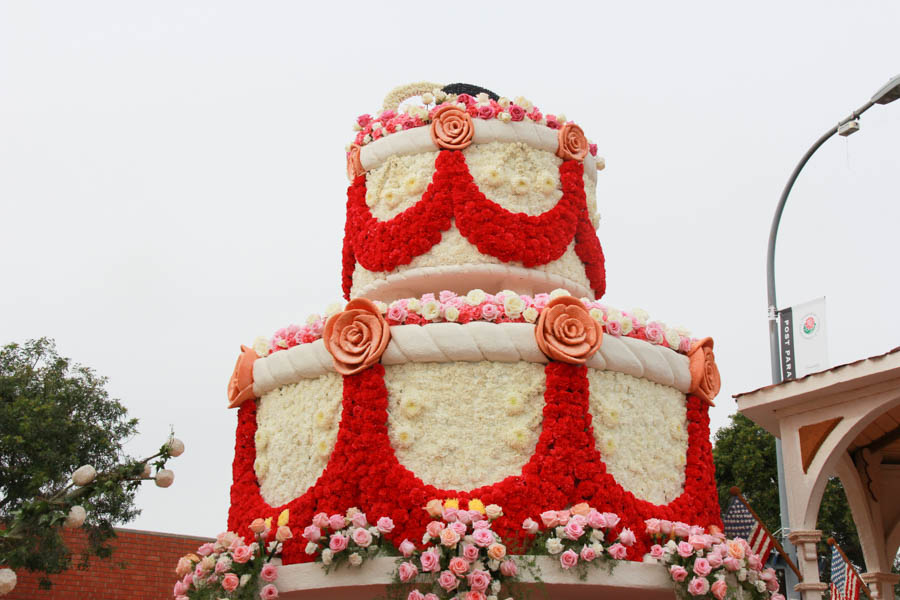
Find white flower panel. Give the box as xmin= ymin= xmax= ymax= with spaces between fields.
xmin=255 ymin=374 xmax=343 ymax=507
xmin=384 ymin=361 xmax=545 ymax=491
xmin=587 ymin=370 xmax=688 ymax=505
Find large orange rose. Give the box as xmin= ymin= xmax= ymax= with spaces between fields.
xmin=227 ymin=345 xmax=258 ymax=408
xmin=323 ymin=298 xmax=391 ymax=375
xmin=556 ymin=122 xmax=588 ymax=161
xmin=534 ymin=296 xmax=603 ymax=364
xmin=688 ymin=337 xmax=721 ymax=405
xmin=346 ymin=144 xmax=364 ymax=181
xmin=430 ymin=104 xmax=474 ymax=150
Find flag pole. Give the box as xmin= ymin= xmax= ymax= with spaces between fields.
xmin=827 ymin=537 xmax=872 ymax=600
xmin=729 ymin=487 xmax=803 ymax=581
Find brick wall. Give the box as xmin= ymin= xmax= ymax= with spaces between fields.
xmin=7 ymin=528 xmax=212 ymax=600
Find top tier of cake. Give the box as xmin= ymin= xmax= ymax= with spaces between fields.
xmin=341 ymin=83 xmax=606 ymax=303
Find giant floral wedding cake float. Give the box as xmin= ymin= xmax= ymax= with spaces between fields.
xmin=217 ymin=82 xmax=773 ymax=600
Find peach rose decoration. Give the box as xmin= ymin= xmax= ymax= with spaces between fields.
xmin=534 ymin=296 xmax=603 ymax=364
xmin=688 ymin=337 xmax=721 ymax=405
xmin=323 ymin=298 xmax=391 ymax=375
xmin=227 ymin=345 xmax=259 ymax=408
xmin=556 ymin=122 xmax=589 ymax=161
xmin=430 ymin=104 xmax=474 ymax=150
xmin=346 ymin=143 xmax=364 ymax=181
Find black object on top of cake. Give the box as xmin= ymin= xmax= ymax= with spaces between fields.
xmin=442 ymin=83 xmax=500 ymax=101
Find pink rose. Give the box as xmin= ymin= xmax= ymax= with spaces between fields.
xmin=328 ymin=514 xmax=345 ymax=530
xmin=232 ymin=545 xmax=252 ymax=564
xmin=546 ymin=114 xmax=560 ymax=129
xmin=645 ymin=518 xmax=661 ymax=536
xmin=442 ymin=507 xmax=459 ymax=522
xmin=350 ymin=512 xmax=368 ymax=528
xmin=467 ymin=569 xmax=491 ymax=592
xmin=557 ymin=510 xmax=570 ymax=525
xmin=448 ymin=556 xmax=469 ymax=576
xmin=260 ymin=583 xmax=279 ymax=599
xmin=437 ymin=570 xmax=459 ymax=592
xmin=450 ymin=521 xmax=467 ymax=536
xmin=677 ymin=541 xmax=694 ymax=558
xmin=711 ymin=579 xmax=728 ymax=600
xmin=670 ymin=565 xmax=689 ymax=582
xmin=747 ymin=553 xmax=761 ymax=570
xmin=472 ymin=519 xmax=489 ymax=530
xmin=312 ymin=513 xmax=329 ymax=529
xmin=602 ymin=513 xmax=620 ymax=529
xmin=650 ymin=544 xmax=665 ymax=559
xmin=687 ymin=576 xmax=710 ymax=596
xmin=465 ymin=593 xmax=486 ymax=600
xmin=399 ymin=539 xmax=415 ymax=558
xmin=606 ymin=320 xmax=622 ymax=336
xmin=426 ymin=521 xmax=445 ymax=538
xmin=303 ymin=525 xmax=321 ymax=542
xmin=723 ymin=557 xmax=741 ymax=572
xmin=645 ymin=322 xmax=665 ymax=344
xmin=221 ymin=573 xmax=239 ymax=592
xmin=387 ymin=305 xmax=408 ymax=323
xmin=500 ymin=559 xmax=518 ymax=577
xmin=440 ymin=527 xmax=461 ymax=547
xmin=693 ymin=557 xmax=712 ymax=577
xmin=608 ymin=543 xmax=628 ymax=560
xmin=560 ymin=549 xmax=579 ymax=570
xmin=260 ymin=562 xmax=278 ymax=582
xmin=398 ymin=561 xmax=418 ymax=583
xmin=357 ymin=114 xmax=372 ymax=128
xmin=197 ymin=542 xmax=215 ymax=556
xmin=461 ymin=543 xmax=479 ymax=562
xmin=275 ymin=525 xmax=292 ymax=542
xmin=771 ymin=595 xmax=786 ymax=600
xmin=688 ymin=534 xmax=709 ymax=551
xmin=659 ymin=519 xmax=673 ymax=535
xmin=587 ymin=510 xmax=607 ymax=529
xmin=528 ymin=108 xmax=543 ymax=123
xmin=564 ymin=520 xmax=585 ymax=540
xmin=420 ymin=549 xmax=440 ymax=572
xmin=540 ymin=510 xmax=559 ymax=528
xmin=214 ymin=558 xmax=230 ymax=574
xmin=508 ymin=105 xmax=525 ymax=121
xmin=522 ymin=518 xmax=539 ymax=534
xmin=707 ymin=553 xmax=723 ymax=568
xmin=477 ymin=105 xmax=495 ymax=120
xmin=472 ymin=527 xmax=493 ymax=548
xmin=589 ymin=143 xmax=598 ymax=156
xmin=329 ymin=533 xmax=349 ymax=552
xmin=618 ymin=528 xmax=636 ymax=546
xmin=407 ymin=591 xmax=425 ymax=600
xmin=173 ymin=581 xmax=188 ymax=596
xmin=580 ymin=545 xmax=597 ymax=562
xmin=480 ymin=303 xmax=499 ymax=321
xmin=352 ymin=527 xmax=372 ymax=548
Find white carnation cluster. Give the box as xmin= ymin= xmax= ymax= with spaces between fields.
xmin=385 ymin=361 xmax=545 ymax=491
xmin=587 ymin=370 xmax=688 ymax=505
xmin=255 ymin=374 xmax=343 ymax=506
xmin=365 ymin=151 xmax=438 ymax=219
xmin=466 ymin=142 xmax=563 ymax=214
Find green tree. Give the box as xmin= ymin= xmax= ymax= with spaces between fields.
xmin=0 ymin=338 xmax=181 ymax=590
xmin=713 ymin=412 xmax=862 ymax=574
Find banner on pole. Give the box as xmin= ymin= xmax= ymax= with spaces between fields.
xmin=778 ymin=297 xmax=828 ymax=381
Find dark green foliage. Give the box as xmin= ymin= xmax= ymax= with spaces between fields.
xmin=0 ymin=338 xmax=143 ymax=586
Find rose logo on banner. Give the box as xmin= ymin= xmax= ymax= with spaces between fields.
xmin=801 ymin=314 xmax=818 ymax=338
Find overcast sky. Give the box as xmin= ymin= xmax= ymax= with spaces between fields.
xmin=1 ymin=1 xmax=898 ymax=537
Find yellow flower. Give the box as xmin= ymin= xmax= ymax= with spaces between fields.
xmin=468 ymin=499 xmax=486 ymax=514
xmin=443 ymin=498 xmax=459 ymax=510
xmin=264 ymin=517 xmax=272 ymax=530
xmin=277 ymin=509 xmax=290 ymax=527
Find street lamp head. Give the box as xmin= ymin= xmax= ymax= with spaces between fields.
xmin=871 ymin=73 xmax=900 ymax=105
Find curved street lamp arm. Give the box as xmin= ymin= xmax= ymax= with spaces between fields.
xmin=765 ymin=99 xmax=875 ymax=383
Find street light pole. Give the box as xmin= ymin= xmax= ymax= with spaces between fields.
xmin=766 ymin=73 xmax=900 ymax=597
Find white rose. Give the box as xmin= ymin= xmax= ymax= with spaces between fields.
xmin=590 ymin=542 xmax=604 ymax=555
xmin=434 ymin=90 xmax=447 ymax=102
xmin=421 ymin=300 xmax=441 ymax=321
xmin=239 ymin=573 xmax=251 ymax=587
xmin=305 ymin=542 xmax=318 ymax=554
xmin=465 ymin=289 xmax=486 ymax=306
xmin=485 ymin=504 xmax=503 ymax=520
xmin=155 ymin=469 xmax=175 ymax=488
xmin=476 ymin=93 xmax=489 ymax=103
xmin=514 ymin=96 xmax=532 ymax=110
xmin=421 ymin=92 xmax=434 ymax=104
xmin=590 ymin=529 xmax=604 ymax=542
xmin=498 ymin=112 xmax=511 ymax=122
xmin=497 ymin=97 xmax=511 ymax=108
xmin=589 ymin=308 xmax=604 ymax=322
xmin=306 ymin=313 xmax=322 ymax=326
xmin=665 ymin=328 xmax=681 ymax=350
xmin=444 ymin=306 xmax=460 ymax=322
xmin=549 ymin=288 xmax=570 ymax=300
xmin=325 ymin=302 xmax=343 ymax=317
xmin=545 ymin=538 xmax=564 ymax=555
xmin=756 ymin=579 xmax=767 ymax=593
xmin=72 ymin=465 xmax=97 ymax=487
xmin=64 ymin=505 xmax=86 ymax=528
xmin=557 ymin=113 xmax=567 ymax=124
xmin=373 ymin=301 xmax=388 ymax=314
xmin=0 ymin=569 xmax=17 ymax=595
xmin=407 ymin=298 xmax=421 ymax=313
xmin=252 ymin=336 xmax=270 ymax=357
xmin=166 ymin=437 xmax=185 ymax=457
xmin=555 ymin=526 xmax=565 ymax=538
xmin=631 ymin=308 xmax=649 ymax=326
xmin=348 ymin=552 xmax=363 ymax=566
xmin=523 ymin=307 xmax=538 ymax=323
xmin=621 ymin=317 xmax=634 ymax=335
xmin=322 ymin=549 xmax=333 ymax=565
xmin=503 ymin=295 xmax=525 ymax=318
xmin=738 ymin=568 xmax=748 ymax=582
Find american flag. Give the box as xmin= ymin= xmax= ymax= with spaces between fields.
xmin=721 ymin=496 xmax=774 ymax=564
xmin=830 ymin=545 xmax=862 ymax=600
